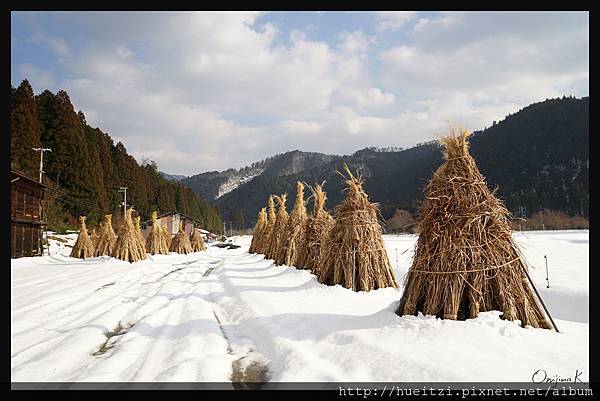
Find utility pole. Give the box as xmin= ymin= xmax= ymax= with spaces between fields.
xmin=118 ymin=187 xmax=128 ymax=220
xmin=32 ymin=147 xmax=52 ymax=183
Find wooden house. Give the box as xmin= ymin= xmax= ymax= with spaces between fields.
xmin=141 ymin=211 xmax=203 ymax=240
xmin=11 ymin=170 xmax=49 ymax=258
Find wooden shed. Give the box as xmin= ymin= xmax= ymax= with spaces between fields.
xmin=11 ymin=170 xmax=49 ymax=258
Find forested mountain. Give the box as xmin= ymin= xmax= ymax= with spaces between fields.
xmin=10 ymin=79 xmax=222 ymax=232
xmin=181 ymin=150 xmax=339 ymax=201
xmin=185 ymin=96 xmax=588 ymax=228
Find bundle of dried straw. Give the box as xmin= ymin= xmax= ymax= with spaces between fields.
xmin=296 ymin=183 xmax=335 ymax=274
xmin=145 ymin=211 xmax=169 ymax=255
xmin=95 ymin=214 xmax=117 ymax=256
xmin=264 ymin=194 xmax=289 ymax=260
xmin=70 ymin=215 xmax=95 ymax=259
xmin=169 ymin=221 xmax=193 ymax=254
xmin=111 ymin=209 xmax=147 ymax=262
xmin=276 ymin=182 xmax=308 ymax=266
xmin=190 ymin=227 xmax=207 ymax=252
xmin=134 ymin=215 xmax=147 ymax=256
xmin=161 ymin=224 xmax=172 ymax=250
xmin=249 ymin=207 xmax=268 ymax=254
xmin=318 ymin=165 xmax=398 ymax=291
xmin=396 ymin=128 xmax=553 ymax=329
xmin=90 ymin=227 xmax=99 ymax=249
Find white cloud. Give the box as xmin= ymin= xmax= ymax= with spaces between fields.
xmin=11 ymin=11 xmax=589 ymax=175
xmin=375 ymin=11 xmax=418 ymax=32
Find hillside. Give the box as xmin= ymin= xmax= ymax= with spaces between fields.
xmin=184 ymin=96 xmax=589 ymax=228
xmin=10 ymin=79 xmax=222 ymax=232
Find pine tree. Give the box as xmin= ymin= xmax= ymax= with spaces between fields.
xmin=11 ymin=79 xmax=42 ymax=178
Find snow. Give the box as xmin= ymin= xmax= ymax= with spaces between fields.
xmin=12 ymin=230 xmax=588 ymax=382
xmin=216 ymin=168 xmax=264 ymax=199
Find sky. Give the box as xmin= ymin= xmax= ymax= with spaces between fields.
xmin=11 ymin=11 xmax=589 ymax=176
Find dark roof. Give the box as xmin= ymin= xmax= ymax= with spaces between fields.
xmin=11 ymin=169 xmax=52 ymax=189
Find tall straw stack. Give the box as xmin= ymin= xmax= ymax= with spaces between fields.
xmin=275 ymin=182 xmax=308 ymax=266
xmin=397 ymin=128 xmax=553 ymax=329
xmin=297 ymin=183 xmax=335 ymax=274
xmin=70 ymin=216 xmax=95 ymax=259
xmin=169 ymin=221 xmax=193 ymax=254
xmin=259 ymin=195 xmax=277 ymax=254
xmin=134 ymin=215 xmax=147 ymax=256
xmin=249 ymin=208 xmax=268 ymax=254
xmin=90 ymin=227 xmax=99 ymax=249
xmin=111 ymin=209 xmax=147 ymax=262
xmin=161 ymin=223 xmax=172 ymax=250
xmin=145 ymin=211 xmax=169 ymax=255
xmin=318 ymin=165 xmax=398 ymax=291
xmin=190 ymin=226 xmax=207 ymax=252
xmin=264 ymin=194 xmax=289 ymax=260
xmin=95 ymin=214 xmax=117 ymax=256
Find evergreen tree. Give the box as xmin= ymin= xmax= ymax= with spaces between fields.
xmin=11 ymin=79 xmax=41 ymax=178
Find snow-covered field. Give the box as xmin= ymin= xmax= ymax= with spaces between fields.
xmin=11 ymin=230 xmax=588 ymax=383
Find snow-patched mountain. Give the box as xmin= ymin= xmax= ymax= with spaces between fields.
xmin=181 ymin=150 xmax=339 ymax=201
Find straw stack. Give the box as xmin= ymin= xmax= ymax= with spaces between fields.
xmin=264 ymin=194 xmax=289 ymax=260
xmin=145 ymin=211 xmax=169 ymax=255
xmin=249 ymin=208 xmax=267 ymax=254
xmin=258 ymin=195 xmax=277 ymax=255
xmin=396 ymin=128 xmax=553 ymax=329
xmin=70 ymin=215 xmax=95 ymax=259
xmin=134 ymin=215 xmax=147 ymax=256
xmin=95 ymin=214 xmax=117 ymax=256
xmin=161 ymin=223 xmax=172 ymax=250
xmin=296 ymin=183 xmax=335 ymax=275
xmin=275 ymin=182 xmax=308 ymax=266
xmin=318 ymin=165 xmax=398 ymax=291
xmin=90 ymin=227 xmax=99 ymax=249
xmin=111 ymin=209 xmax=147 ymax=263
xmin=190 ymin=226 xmax=207 ymax=252
xmin=169 ymin=221 xmax=193 ymax=254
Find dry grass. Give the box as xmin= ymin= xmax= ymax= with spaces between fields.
xmin=169 ymin=222 xmax=193 ymax=254
xmin=95 ymin=214 xmax=117 ymax=256
xmin=190 ymin=228 xmax=207 ymax=252
xmin=249 ymin=207 xmax=268 ymax=254
xmin=318 ymin=165 xmax=398 ymax=291
xmin=275 ymin=182 xmax=308 ymax=266
xmin=161 ymin=224 xmax=172 ymax=250
xmin=296 ymin=183 xmax=335 ymax=275
xmin=396 ymin=128 xmax=553 ymax=329
xmin=70 ymin=216 xmax=95 ymax=259
xmin=90 ymin=227 xmax=99 ymax=249
xmin=264 ymin=194 xmax=289 ymax=260
xmin=111 ymin=209 xmax=147 ymax=263
xmin=134 ymin=215 xmax=147 ymax=257
xmin=145 ymin=211 xmax=169 ymax=255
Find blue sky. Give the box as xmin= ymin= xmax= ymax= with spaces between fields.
xmin=11 ymin=11 xmax=589 ymax=175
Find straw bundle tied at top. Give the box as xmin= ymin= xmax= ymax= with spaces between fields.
xmin=146 ymin=211 xmax=169 ymax=255
xmin=276 ymin=182 xmax=308 ymax=267
xmin=190 ymin=226 xmax=207 ymax=252
xmin=90 ymin=227 xmax=99 ymax=249
xmin=134 ymin=214 xmax=147 ymax=256
xmin=95 ymin=214 xmax=117 ymax=256
xmin=70 ymin=215 xmax=95 ymax=259
xmin=264 ymin=194 xmax=289 ymax=260
xmin=318 ymin=165 xmax=398 ymax=291
xmin=297 ymin=183 xmax=335 ymax=274
xmin=249 ymin=207 xmax=268 ymax=254
xmin=396 ymin=127 xmax=553 ymax=329
xmin=169 ymin=221 xmax=193 ymax=254
xmin=161 ymin=223 xmax=172 ymax=249
xmin=111 ymin=209 xmax=147 ymax=263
